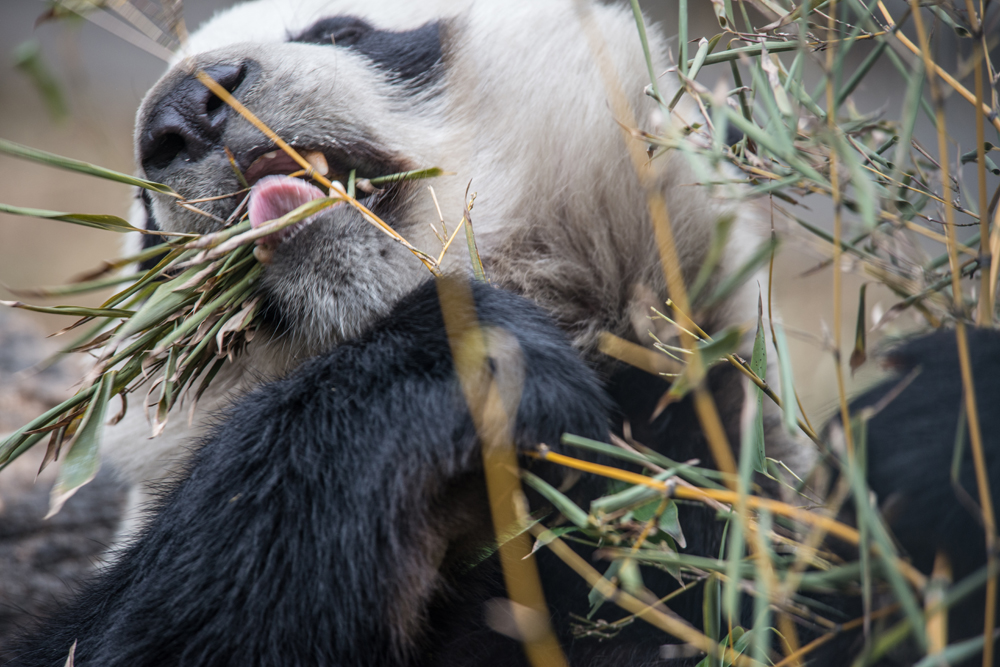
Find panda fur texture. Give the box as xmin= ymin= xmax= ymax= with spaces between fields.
xmin=7 ymin=279 xmax=631 ymax=666
xmin=841 ymin=328 xmax=1000 ymax=666
xmin=101 ymin=0 xmax=814 ymax=539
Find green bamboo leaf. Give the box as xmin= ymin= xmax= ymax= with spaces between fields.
xmin=368 ymin=167 xmax=444 ymax=186
xmin=850 ymin=283 xmax=867 ymax=373
xmin=347 ymin=169 xmax=357 ymax=198
xmin=150 ymin=265 xmax=261 ymax=355
xmin=658 ymin=499 xmax=687 ymax=548
xmin=913 ymin=634 xmax=993 ymax=667
xmin=0 ymin=387 xmax=96 ymax=465
xmin=13 ymin=40 xmax=67 ymax=121
xmin=111 ymin=266 xmax=202 ymax=343
xmin=7 ymin=273 xmax=139 ymax=299
xmin=701 ymin=236 xmax=779 ymax=310
xmin=560 ymin=433 xmax=655 ymax=467
xmin=0 ymin=301 xmax=134 ymax=319
xmin=662 ymin=326 xmax=743 ymax=403
xmin=530 ymin=526 xmax=576 ymax=555
xmin=690 ymin=214 xmax=736 ymax=301
xmin=591 ymin=470 xmax=674 ymax=515
xmin=772 ymin=321 xmax=797 ymax=434
xmin=588 ymin=559 xmax=622 ymax=616
xmin=841 ymin=426 xmax=927 ymax=649
xmin=520 ymin=469 xmax=590 ymax=529
xmin=721 ymin=107 xmax=824 ymax=184
xmin=703 ymin=575 xmax=721 ymax=667
xmin=723 ymin=512 xmax=744 ymax=621
xmin=836 ymin=134 xmax=878 ymax=228
xmin=464 ymin=211 xmax=486 ymax=283
xmin=0 ymin=138 xmax=177 ymax=195
xmin=45 ymin=371 xmax=116 ymax=518
xmin=618 ymin=558 xmax=643 ymax=595
xmin=891 ymin=63 xmax=925 ymax=178
xmin=961 ymin=143 xmax=997 ymax=163
xmin=0 ymin=203 xmax=143 ymax=233
xmin=746 ymin=298 xmax=767 ymax=475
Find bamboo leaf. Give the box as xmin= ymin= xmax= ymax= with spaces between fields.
xmin=45 ymin=371 xmax=115 ymax=518
xmin=690 ymin=214 xmax=736 ymax=301
xmin=0 ymin=203 xmax=143 ymax=233
xmin=591 ymin=470 xmax=674 ymax=515
xmin=850 ymin=283 xmax=867 ymax=373
xmin=464 ymin=211 xmax=486 ymax=283
xmin=771 ymin=321 xmax=797 ymax=434
xmin=588 ymin=559 xmax=623 ymax=615
xmin=701 ymin=236 xmax=779 ymax=310
xmin=13 ymin=40 xmax=67 ymax=121
xmin=368 ymin=167 xmax=444 ymax=186
xmin=658 ymin=499 xmax=687 ymax=548
xmin=0 ymin=138 xmax=177 ymax=195
xmin=1 ymin=301 xmax=134 ymax=318
xmin=520 ymin=469 xmax=590 ymax=530
xmin=747 ymin=296 xmax=767 ymax=474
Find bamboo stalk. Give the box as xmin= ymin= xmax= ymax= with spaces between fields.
xmin=909 ymin=4 xmax=997 ymax=664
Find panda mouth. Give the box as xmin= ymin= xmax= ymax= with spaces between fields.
xmin=243 ymin=148 xmax=336 ymax=186
xmin=248 ymin=175 xmax=332 ymax=249
xmin=240 ymin=147 xmax=372 ymax=261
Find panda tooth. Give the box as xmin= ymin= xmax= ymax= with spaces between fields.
xmin=261 ymin=151 xmax=278 ymax=160
xmin=303 ymin=151 xmax=329 ymax=176
xmin=253 ymin=244 xmax=274 ymax=265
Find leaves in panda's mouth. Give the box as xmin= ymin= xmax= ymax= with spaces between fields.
xmin=0 ymin=142 xmax=447 ymax=513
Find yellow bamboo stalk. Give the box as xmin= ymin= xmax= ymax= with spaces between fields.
xmin=531 ymin=525 xmax=764 ymax=667
xmin=877 ymin=1 xmax=1000 ymax=135
xmin=438 ymin=278 xmax=568 ymax=667
xmin=908 ymin=4 xmax=997 ymax=665
xmin=576 ymin=4 xmax=738 ymax=479
xmin=825 ymin=0 xmax=856 ymax=462
xmin=962 ymin=0 xmax=992 ymax=326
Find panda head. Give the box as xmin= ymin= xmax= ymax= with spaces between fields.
xmin=134 ymin=0 xmax=684 ymax=360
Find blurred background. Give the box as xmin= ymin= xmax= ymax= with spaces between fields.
xmin=0 ymin=0 xmax=995 ymax=426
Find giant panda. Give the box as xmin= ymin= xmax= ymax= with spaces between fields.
xmin=18 ymin=0 xmax=991 ymax=665
xmin=100 ymin=0 xmax=809 ymax=544
xmin=10 ymin=0 xmax=1000 ymax=664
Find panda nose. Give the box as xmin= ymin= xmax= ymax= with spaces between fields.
xmin=139 ymin=63 xmax=247 ymax=174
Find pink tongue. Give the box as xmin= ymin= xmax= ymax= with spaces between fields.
xmin=248 ymin=175 xmax=327 ymax=245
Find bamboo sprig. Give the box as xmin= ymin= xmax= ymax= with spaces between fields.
xmin=525 ymin=448 xmax=928 ymax=589
xmin=876 ymin=1 xmax=1000 ymax=134
xmin=909 ymin=4 xmax=998 ymax=665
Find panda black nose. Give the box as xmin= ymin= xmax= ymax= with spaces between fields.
xmin=139 ymin=63 xmax=247 ymax=173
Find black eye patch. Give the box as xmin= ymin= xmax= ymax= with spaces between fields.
xmin=291 ymin=16 xmax=443 ymax=85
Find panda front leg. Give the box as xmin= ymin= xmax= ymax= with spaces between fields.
xmin=7 ymin=280 xmax=612 ymax=667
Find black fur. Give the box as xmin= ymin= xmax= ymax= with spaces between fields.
xmin=848 ymin=327 xmax=1000 ymax=663
xmin=137 ymin=190 xmax=165 ymax=274
xmin=291 ymin=17 xmax=443 ymax=86
xmin=6 ymin=279 xmax=627 ymax=666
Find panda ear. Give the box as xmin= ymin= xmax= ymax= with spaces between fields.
xmin=291 ymin=16 xmax=443 ymax=85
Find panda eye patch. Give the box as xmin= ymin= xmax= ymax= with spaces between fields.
xmin=291 ymin=16 xmax=443 ymax=85
xmin=293 ymin=16 xmax=370 ymax=46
